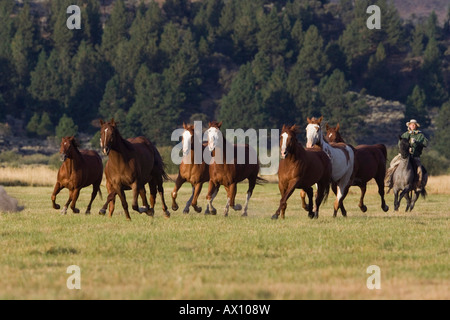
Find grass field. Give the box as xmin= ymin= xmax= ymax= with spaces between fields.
xmin=0 ymin=176 xmax=449 ymax=300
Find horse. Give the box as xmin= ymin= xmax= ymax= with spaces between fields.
xmin=273 ymin=124 xmax=331 ymax=219
xmin=51 ymin=136 xmax=103 ymax=215
xmin=171 ymin=122 xmax=219 ymax=214
xmin=205 ymin=121 xmax=266 ymax=217
xmin=325 ymin=123 xmax=389 ymax=213
xmin=305 ymin=116 xmax=355 ymax=217
xmin=98 ymin=119 xmax=170 ymax=220
xmin=389 ymin=136 xmax=427 ymax=211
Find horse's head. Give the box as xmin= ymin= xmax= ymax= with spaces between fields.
xmin=182 ymin=122 xmax=195 ymax=156
xmin=398 ymin=136 xmax=410 ymax=159
xmin=60 ymin=136 xmax=78 ymax=161
xmin=305 ymin=116 xmax=323 ymax=148
xmin=206 ymin=121 xmax=222 ymax=152
xmin=99 ymin=118 xmax=117 ymax=156
xmin=280 ymin=124 xmax=300 ymax=159
xmin=325 ymin=123 xmax=342 ymax=143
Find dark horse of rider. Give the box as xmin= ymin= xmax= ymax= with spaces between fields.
xmin=386 ymin=119 xmax=428 ymax=191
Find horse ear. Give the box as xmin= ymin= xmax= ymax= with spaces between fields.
xmin=307 ymin=117 xmax=311 ymax=124
xmin=318 ymin=116 xmax=323 ymax=124
xmin=336 ymin=123 xmax=340 ymax=131
xmin=281 ymin=124 xmax=286 ymax=131
xmin=326 ymin=123 xmax=330 ymax=131
xmin=183 ymin=122 xmax=187 ymax=129
xmin=99 ymin=119 xmax=105 ymax=126
xmin=218 ymin=121 xmax=222 ymax=128
xmin=208 ymin=121 xmax=212 ymax=128
xmin=110 ymin=118 xmax=116 ymax=126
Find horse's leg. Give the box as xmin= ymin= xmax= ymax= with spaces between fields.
xmin=393 ymin=188 xmax=400 ymax=211
xmin=376 ymin=172 xmax=389 ymax=212
xmin=157 ymin=177 xmax=170 ymax=218
xmin=334 ymin=183 xmax=350 ymax=217
xmin=229 ymin=183 xmax=242 ymax=211
xmin=272 ymin=180 xmax=297 ymax=220
xmin=191 ymin=183 xmax=203 ymax=213
xmin=304 ymin=187 xmax=314 ymax=218
xmin=405 ymin=190 xmax=412 ymax=212
xmin=62 ymin=189 xmax=73 ymax=215
xmin=130 ymin=182 xmax=141 ymax=213
xmin=358 ymin=183 xmax=368 ymax=213
xmin=398 ymin=187 xmax=410 ymax=212
xmin=223 ymin=186 xmax=231 ymax=217
xmin=183 ymin=185 xmax=195 ymax=214
xmin=300 ymin=189 xmax=308 ymax=211
xmin=205 ymin=184 xmax=219 ymax=215
xmin=51 ymin=182 xmax=63 ymax=210
xmin=86 ymin=181 xmax=100 ymax=215
xmin=148 ymin=182 xmax=157 ymax=217
xmin=171 ymin=174 xmax=186 ymax=211
xmin=313 ymin=182 xmax=327 ymax=219
xmin=138 ymin=187 xmax=150 ymax=214
xmin=242 ymin=177 xmax=257 ymax=217
xmin=409 ymin=190 xmax=420 ymax=212
xmin=70 ymin=188 xmax=81 ymax=214
xmin=99 ymin=180 xmax=115 ymax=216
xmin=117 ymin=188 xmax=131 ymax=221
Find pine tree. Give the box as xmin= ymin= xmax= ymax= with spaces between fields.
xmin=411 ymin=25 xmax=425 ymax=57
xmin=99 ymin=75 xmax=126 ymax=120
xmin=405 ymin=85 xmax=429 ymax=128
xmin=296 ymin=25 xmax=329 ymax=81
xmin=0 ymin=0 xmax=15 ymax=60
xmin=434 ymin=100 xmax=450 ymax=159
xmin=256 ymin=7 xmax=287 ymax=60
xmin=37 ymin=112 xmax=53 ymax=137
xmin=101 ymin=0 xmax=128 ymax=62
xmin=56 ymin=114 xmax=78 ymax=140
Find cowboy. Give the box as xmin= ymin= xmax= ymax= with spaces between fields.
xmin=386 ymin=119 xmax=428 ymax=190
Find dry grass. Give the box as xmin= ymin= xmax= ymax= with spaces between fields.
xmin=0 ymin=166 xmax=58 ymax=187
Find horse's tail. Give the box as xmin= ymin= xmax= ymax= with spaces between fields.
xmin=323 ymin=180 xmax=330 ymax=203
xmin=98 ymin=186 xmax=103 ymax=201
xmin=151 ymin=143 xmax=172 ymax=182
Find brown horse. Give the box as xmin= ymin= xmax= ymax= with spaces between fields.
xmin=273 ymin=125 xmax=331 ymax=219
xmin=98 ymin=119 xmax=170 ymax=220
xmin=205 ymin=121 xmax=265 ymax=216
xmin=325 ymin=123 xmax=389 ymax=212
xmin=171 ymin=123 xmax=219 ymax=214
xmin=52 ymin=136 xmax=103 ymax=215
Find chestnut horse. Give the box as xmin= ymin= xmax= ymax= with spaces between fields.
xmin=205 ymin=121 xmax=266 ymax=216
xmin=52 ymin=136 xmax=103 ymax=215
xmin=325 ymin=123 xmax=389 ymax=212
xmin=273 ymin=125 xmax=331 ymax=219
xmin=171 ymin=123 xmax=219 ymax=214
xmin=305 ymin=116 xmax=355 ymax=217
xmin=98 ymin=119 xmax=170 ymax=220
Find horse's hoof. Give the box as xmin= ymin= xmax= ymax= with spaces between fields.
xmin=241 ymin=212 xmax=248 ymax=217
xmin=271 ymin=214 xmax=278 ymax=220
xmin=314 ymin=213 xmax=319 ymax=219
xmin=172 ymin=204 xmax=179 ymax=211
xmin=233 ymin=204 xmax=242 ymax=211
xmin=138 ymin=207 xmax=149 ymax=214
xmin=164 ymin=211 xmax=170 ymax=218
xmin=85 ymin=210 xmax=91 ymax=215
xmin=382 ymin=205 xmax=389 ymax=212
xmin=146 ymin=208 xmax=155 ymax=217
xmin=308 ymin=213 xmax=314 ymax=219
xmin=360 ymin=205 xmax=367 ymax=213
xmin=54 ymin=204 xmax=60 ymax=210
xmin=211 ymin=208 xmax=217 ymax=215
xmin=183 ymin=209 xmax=189 ymax=214
xmin=61 ymin=207 xmax=68 ymax=215
xmin=193 ymin=205 xmax=202 ymax=213
xmin=73 ymin=208 xmax=80 ymax=214
xmin=99 ymin=209 xmax=106 ymax=215
xmin=204 ymin=208 xmax=210 ymax=215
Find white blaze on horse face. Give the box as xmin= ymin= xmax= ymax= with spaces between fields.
xmin=182 ymin=130 xmax=192 ymax=156
xmin=207 ymin=127 xmax=219 ymax=152
xmin=281 ymin=132 xmax=288 ymax=159
xmin=306 ymin=124 xmax=320 ymax=148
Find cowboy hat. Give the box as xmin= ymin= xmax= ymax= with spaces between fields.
xmin=406 ymin=119 xmax=420 ymax=127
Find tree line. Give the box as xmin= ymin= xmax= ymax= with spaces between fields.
xmin=0 ymin=0 xmax=449 ymax=160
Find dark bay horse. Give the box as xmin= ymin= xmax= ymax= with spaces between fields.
xmin=98 ymin=119 xmax=170 ymax=220
xmin=273 ymin=125 xmax=331 ymax=219
xmin=389 ymin=136 xmax=427 ymax=211
xmin=205 ymin=121 xmax=266 ymax=217
xmin=52 ymin=136 xmax=103 ymax=214
xmin=305 ymin=116 xmax=356 ymax=217
xmin=325 ymin=123 xmax=389 ymax=212
xmin=171 ymin=123 xmax=218 ymax=214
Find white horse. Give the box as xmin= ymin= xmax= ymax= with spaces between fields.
xmin=305 ymin=116 xmax=355 ymax=217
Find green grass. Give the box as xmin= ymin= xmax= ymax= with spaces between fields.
xmin=0 ymin=183 xmax=448 ymax=300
